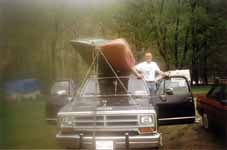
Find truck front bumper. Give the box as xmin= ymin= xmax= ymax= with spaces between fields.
xmin=56 ymin=132 xmax=162 ymax=149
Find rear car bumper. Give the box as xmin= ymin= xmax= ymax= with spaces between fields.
xmin=56 ymin=132 xmax=161 ymax=149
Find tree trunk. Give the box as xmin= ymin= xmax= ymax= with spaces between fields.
xmin=202 ymin=40 xmax=208 ymax=85
xmin=203 ymin=54 xmax=208 ymax=85
xmin=180 ymin=27 xmax=190 ymax=69
xmin=174 ymin=17 xmax=180 ymax=69
xmin=157 ymin=40 xmax=170 ymax=70
xmin=190 ymin=0 xmax=198 ymax=85
xmin=51 ymin=15 xmax=60 ymax=81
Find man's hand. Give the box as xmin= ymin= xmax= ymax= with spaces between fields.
xmin=165 ymin=72 xmax=170 ymax=77
xmin=137 ymin=74 xmax=144 ymax=80
xmin=163 ymin=72 xmax=170 ymax=79
xmin=131 ymin=67 xmax=144 ymax=79
xmin=155 ymin=71 xmax=170 ymax=81
xmin=157 ymin=70 xmax=169 ymax=77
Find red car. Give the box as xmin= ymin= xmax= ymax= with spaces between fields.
xmin=197 ymin=79 xmax=227 ymax=142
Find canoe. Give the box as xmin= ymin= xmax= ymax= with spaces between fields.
xmin=70 ymin=39 xmax=109 ymax=65
xmin=99 ymin=39 xmax=135 ymax=73
xmin=70 ymin=38 xmax=135 ymax=76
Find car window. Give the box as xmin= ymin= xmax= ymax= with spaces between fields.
xmin=207 ymin=85 xmax=224 ymax=100
xmin=80 ymin=77 xmax=149 ymax=96
xmin=128 ymin=78 xmax=149 ymax=95
xmin=157 ymin=77 xmax=189 ymax=95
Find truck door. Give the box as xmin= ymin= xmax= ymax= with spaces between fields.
xmin=152 ymin=76 xmax=195 ymax=125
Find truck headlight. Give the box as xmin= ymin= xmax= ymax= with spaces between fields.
xmin=139 ymin=115 xmax=155 ymax=127
xmin=56 ymin=90 xmax=67 ymax=95
xmin=59 ymin=116 xmax=74 ymax=127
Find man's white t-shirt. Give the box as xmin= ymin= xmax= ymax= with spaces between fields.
xmin=135 ymin=61 xmax=160 ymax=82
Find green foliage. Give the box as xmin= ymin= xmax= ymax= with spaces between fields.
xmin=0 ymin=0 xmax=226 ymax=86
xmin=114 ymin=0 xmax=225 ymax=71
xmin=0 ymin=91 xmax=3 ymax=146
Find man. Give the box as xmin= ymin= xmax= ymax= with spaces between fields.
xmin=133 ymin=51 xmax=168 ymax=95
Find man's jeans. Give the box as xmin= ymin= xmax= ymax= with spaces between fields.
xmin=146 ymin=82 xmax=156 ymax=95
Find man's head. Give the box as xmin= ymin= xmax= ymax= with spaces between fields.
xmin=144 ymin=51 xmax=152 ymax=63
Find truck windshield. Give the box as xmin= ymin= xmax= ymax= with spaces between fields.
xmin=80 ymin=77 xmax=149 ymax=96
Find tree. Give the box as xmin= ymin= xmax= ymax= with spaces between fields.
xmin=114 ymin=0 xmax=226 ymax=85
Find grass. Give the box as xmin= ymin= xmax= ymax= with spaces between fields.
xmin=0 ymin=86 xmax=211 ymax=149
xmin=191 ymin=85 xmax=211 ymax=94
xmin=0 ymin=91 xmax=3 ymax=146
xmin=1 ymin=97 xmax=60 ymax=149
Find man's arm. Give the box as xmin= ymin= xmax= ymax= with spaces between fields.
xmin=155 ymin=70 xmax=169 ymax=82
xmin=131 ymin=67 xmax=143 ymax=79
xmin=156 ymin=70 xmax=169 ymax=77
xmin=154 ymin=62 xmax=169 ymax=77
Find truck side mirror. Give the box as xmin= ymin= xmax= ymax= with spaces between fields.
xmin=160 ymin=94 xmax=167 ymax=101
xmin=165 ymin=88 xmax=174 ymax=95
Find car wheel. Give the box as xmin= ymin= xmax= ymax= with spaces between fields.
xmin=202 ymin=113 xmax=209 ymax=129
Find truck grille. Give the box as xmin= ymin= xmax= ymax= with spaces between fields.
xmin=73 ymin=115 xmax=138 ymax=128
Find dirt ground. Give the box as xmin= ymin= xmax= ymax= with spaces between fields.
xmin=2 ymin=94 xmax=226 ymax=150
xmin=159 ymin=122 xmax=226 ymax=150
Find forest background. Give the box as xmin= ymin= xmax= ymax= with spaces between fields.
xmin=0 ymin=0 xmax=227 ymax=90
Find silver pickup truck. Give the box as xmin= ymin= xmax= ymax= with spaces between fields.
xmin=56 ymin=75 xmax=196 ymax=149
xmin=56 ymin=76 xmax=162 ymax=149
xmin=56 ymin=39 xmax=195 ymax=149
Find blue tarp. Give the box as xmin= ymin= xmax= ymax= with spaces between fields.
xmin=4 ymin=79 xmax=40 ymax=95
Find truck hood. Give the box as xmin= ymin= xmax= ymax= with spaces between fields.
xmin=59 ymin=96 xmax=153 ymax=113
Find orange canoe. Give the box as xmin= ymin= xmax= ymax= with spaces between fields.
xmin=99 ymin=39 xmax=135 ymax=73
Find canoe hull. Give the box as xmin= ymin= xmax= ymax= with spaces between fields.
xmin=100 ymin=39 xmax=135 ymax=73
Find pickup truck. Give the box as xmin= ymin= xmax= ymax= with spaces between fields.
xmin=56 ymin=38 xmax=195 ymax=149
xmin=56 ymin=75 xmax=195 ymax=149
